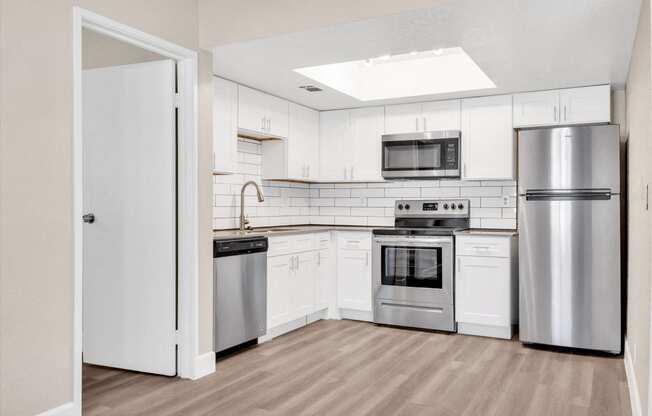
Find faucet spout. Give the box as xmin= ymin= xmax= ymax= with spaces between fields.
xmin=240 ymin=181 xmax=265 ymax=233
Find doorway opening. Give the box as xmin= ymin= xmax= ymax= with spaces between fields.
xmin=73 ymin=8 xmax=200 ymax=414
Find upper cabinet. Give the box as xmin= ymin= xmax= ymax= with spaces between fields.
xmin=513 ymin=85 xmax=610 ymax=128
xmin=238 ymin=85 xmax=289 ymax=138
xmin=319 ymin=107 xmax=384 ymax=181
xmin=461 ymin=95 xmax=514 ymax=181
xmin=212 ymin=77 xmax=238 ymax=174
xmin=262 ymin=103 xmax=319 ymax=181
xmin=350 ymin=107 xmax=385 ymax=181
xmin=385 ymin=100 xmax=460 ymax=134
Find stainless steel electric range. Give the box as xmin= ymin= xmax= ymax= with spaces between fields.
xmin=372 ymin=199 xmax=470 ymax=332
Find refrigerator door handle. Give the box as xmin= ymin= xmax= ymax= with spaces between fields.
xmin=524 ymin=189 xmax=613 ymax=201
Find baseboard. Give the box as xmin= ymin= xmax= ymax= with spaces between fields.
xmin=458 ymin=322 xmax=512 ymax=339
xmin=36 ymin=401 xmax=78 ymax=416
xmin=192 ymin=351 xmax=216 ymax=380
xmin=339 ymin=308 xmax=373 ymax=322
xmin=624 ymin=339 xmax=642 ymax=416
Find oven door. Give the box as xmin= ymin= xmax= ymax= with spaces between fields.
xmin=381 ymin=133 xmax=460 ymax=178
xmin=372 ymin=236 xmax=454 ymax=305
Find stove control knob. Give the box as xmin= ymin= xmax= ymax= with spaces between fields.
xmin=405 ymin=204 xmax=411 ymax=210
xmin=451 ymin=203 xmax=457 ymax=210
xmin=443 ymin=203 xmax=449 ymax=210
xmin=397 ymin=204 xmax=404 ymax=210
xmin=458 ymin=203 xmax=464 ymax=210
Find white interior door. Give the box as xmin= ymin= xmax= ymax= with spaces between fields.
xmin=82 ymin=60 xmax=177 ymax=376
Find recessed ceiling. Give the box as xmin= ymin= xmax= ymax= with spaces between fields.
xmin=212 ymin=0 xmax=642 ymax=111
xmin=294 ymin=48 xmax=496 ymax=101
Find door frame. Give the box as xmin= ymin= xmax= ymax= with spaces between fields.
xmin=72 ymin=7 xmax=202 ymax=414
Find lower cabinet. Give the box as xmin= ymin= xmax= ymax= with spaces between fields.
xmin=291 ymin=251 xmax=316 ymax=319
xmin=455 ymin=234 xmax=518 ymax=339
xmin=267 ymin=254 xmax=292 ymax=328
xmin=336 ymin=232 xmax=372 ymax=315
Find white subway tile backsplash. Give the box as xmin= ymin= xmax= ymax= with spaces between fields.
xmin=319 ymin=188 xmax=351 ymax=198
xmin=350 ymin=188 xmax=386 ymax=197
xmin=421 ymin=187 xmax=461 ymax=198
xmin=213 ymin=139 xmax=518 ymax=231
xmin=350 ymin=207 xmax=386 ymax=217
xmin=460 ymin=187 xmax=503 ymax=197
xmin=385 ymin=187 xmax=421 ymax=198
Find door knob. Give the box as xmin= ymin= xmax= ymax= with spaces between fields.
xmin=82 ymin=213 xmax=95 ymax=224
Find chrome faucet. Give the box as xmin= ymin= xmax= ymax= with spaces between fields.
xmin=239 ymin=181 xmax=265 ymax=233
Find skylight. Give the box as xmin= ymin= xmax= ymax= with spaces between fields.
xmin=293 ymin=48 xmax=496 ymax=101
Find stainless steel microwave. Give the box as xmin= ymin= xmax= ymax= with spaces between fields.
xmin=381 ymin=130 xmax=461 ymax=179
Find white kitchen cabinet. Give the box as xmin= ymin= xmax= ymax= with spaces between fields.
xmin=461 ymin=95 xmax=514 ymax=181
xmin=513 ymin=85 xmax=610 ymax=128
xmin=319 ymin=110 xmax=353 ymax=180
xmin=385 ymin=100 xmax=460 ymax=134
xmin=421 ymin=100 xmax=461 ymax=131
xmin=559 ymin=85 xmax=611 ymax=125
xmin=238 ymin=85 xmax=288 ymax=138
xmin=267 ymin=254 xmax=292 ymax=329
xmin=350 ymin=106 xmax=384 ymax=181
xmin=455 ymin=234 xmax=517 ymax=339
xmin=262 ymin=103 xmax=319 ymax=181
xmin=513 ymin=90 xmax=559 ymax=128
xmin=384 ymin=103 xmax=421 ymax=134
xmin=336 ymin=232 xmax=372 ymax=314
xmin=291 ymin=251 xmax=316 ymax=319
xmin=212 ymin=77 xmax=238 ymax=174
xmin=315 ymin=233 xmax=335 ymax=312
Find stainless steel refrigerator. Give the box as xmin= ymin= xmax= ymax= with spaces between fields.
xmin=518 ymin=125 xmax=621 ymax=353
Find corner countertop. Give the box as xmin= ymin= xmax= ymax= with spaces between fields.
xmin=213 ymin=225 xmax=390 ymax=240
xmin=454 ymin=229 xmax=518 ymax=237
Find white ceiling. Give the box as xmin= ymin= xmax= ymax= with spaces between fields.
xmin=212 ymin=0 xmax=642 ymax=111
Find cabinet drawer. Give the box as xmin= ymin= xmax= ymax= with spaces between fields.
xmin=268 ymin=233 xmax=316 ymax=256
xmin=315 ymin=232 xmax=331 ymax=249
xmin=456 ymin=235 xmax=510 ymax=257
xmin=337 ymin=231 xmax=371 ymax=250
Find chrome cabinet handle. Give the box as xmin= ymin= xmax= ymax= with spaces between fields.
xmin=261 ymin=117 xmax=265 ymax=131
xmin=553 ymin=106 xmax=558 ymax=122
xmin=365 ymin=252 xmax=369 ymax=266
xmin=307 ymin=165 xmax=310 ymax=178
xmin=415 ymin=117 xmax=419 ymax=132
xmin=457 ymin=258 xmax=461 ymax=273
xmin=564 ymin=105 xmax=567 ymax=121
xmin=267 ymin=118 xmax=271 ymax=132
xmin=83 ymin=213 xmax=95 ymax=224
xmin=423 ymin=117 xmax=427 ymax=132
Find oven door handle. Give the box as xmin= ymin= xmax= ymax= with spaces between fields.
xmin=373 ymin=237 xmax=453 ymax=246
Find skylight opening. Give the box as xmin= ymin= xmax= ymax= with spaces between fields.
xmin=293 ymin=47 xmax=496 ymax=101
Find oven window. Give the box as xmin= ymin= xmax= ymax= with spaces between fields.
xmin=383 ymin=140 xmax=442 ymax=171
xmin=381 ymin=246 xmax=442 ymax=289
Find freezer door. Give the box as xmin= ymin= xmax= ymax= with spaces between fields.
xmin=518 ymin=125 xmax=620 ymax=194
xmin=518 ymin=195 xmax=621 ymax=352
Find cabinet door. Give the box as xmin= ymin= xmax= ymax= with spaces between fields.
xmin=456 ymin=256 xmax=510 ymax=327
xmin=265 ymin=93 xmax=289 ymax=138
xmin=351 ymin=106 xmax=384 ymax=181
xmin=337 ymin=249 xmax=372 ymax=311
xmin=213 ymin=77 xmax=238 ymax=174
xmin=287 ymin=103 xmax=315 ymax=179
xmin=238 ymin=85 xmax=268 ymax=134
xmin=315 ymin=248 xmax=335 ymax=311
xmin=267 ymin=255 xmax=292 ymax=328
xmin=560 ymin=85 xmax=611 ymax=125
xmin=384 ymin=103 xmax=421 ymax=134
xmin=461 ymin=95 xmax=514 ymax=180
xmin=292 ymin=253 xmax=316 ymax=319
xmin=421 ymin=100 xmax=461 ymax=131
xmin=319 ymin=110 xmax=352 ymax=180
xmin=512 ymin=90 xmax=560 ymax=127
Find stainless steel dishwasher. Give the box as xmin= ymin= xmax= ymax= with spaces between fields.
xmin=213 ymin=236 xmax=267 ymax=353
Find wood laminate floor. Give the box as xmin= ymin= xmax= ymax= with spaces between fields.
xmin=83 ymin=320 xmax=631 ymax=416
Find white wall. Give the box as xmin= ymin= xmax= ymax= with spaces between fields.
xmin=0 ymin=1 xmax=213 ymax=415
xmin=626 ymin=0 xmax=652 ymax=413
xmin=214 ymin=139 xmax=517 ymax=230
